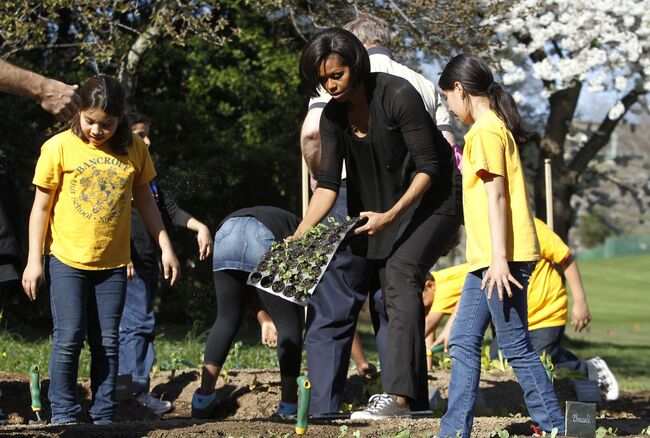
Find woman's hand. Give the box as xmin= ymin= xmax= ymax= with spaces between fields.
xmin=196 ymin=224 xmax=213 ymax=261
xmin=355 ymin=211 xmax=394 ymax=236
xmin=481 ymin=257 xmax=523 ymax=301
xmin=571 ymin=299 xmax=591 ymax=332
xmin=161 ymin=249 xmax=181 ymax=286
xmin=22 ymin=259 xmax=43 ymax=301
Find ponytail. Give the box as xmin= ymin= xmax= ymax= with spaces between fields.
xmin=487 ymin=82 xmax=528 ymax=145
xmin=439 ymin=54 xmax=528 ymax=145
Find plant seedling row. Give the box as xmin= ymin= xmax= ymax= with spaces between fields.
xmin=247 ymin=216 xmax=363 ymax=306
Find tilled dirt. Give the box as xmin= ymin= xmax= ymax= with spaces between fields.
xmin=1 ymin=369 xmax=648 ymax=437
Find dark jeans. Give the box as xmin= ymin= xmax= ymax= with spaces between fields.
xmin=46 ymin=255 xmax=126 ymax=425
xmin=490 ymin=325 xmax=588 ymax=375
xmin=118 ymin=265 xmax=158 ymax=395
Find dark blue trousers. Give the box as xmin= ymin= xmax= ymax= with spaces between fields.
xmin=118 ymin=266 xmax=159 ymax=395
xmin=305 ymin=187 xmax=387 ymax=414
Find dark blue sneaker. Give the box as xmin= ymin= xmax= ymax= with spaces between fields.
xmin=274 ymin=401 xmax=297 ymax=420
xmin=191 ymin=390 xmax=218 ymax=419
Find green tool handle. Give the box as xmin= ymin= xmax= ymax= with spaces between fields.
xmin=430 ymin=344 xmax=445 ymax=355
xmin=295 ymin=375 xmax=311 ymax=435
xmin=29 ymin=364 xmax=41 ymax=412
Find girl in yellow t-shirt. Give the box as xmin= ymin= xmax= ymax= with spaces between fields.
xmin=21 ymin=75 xmax=180 ymax=425
xmin=436 ymin=54 xmax=564 ymax=438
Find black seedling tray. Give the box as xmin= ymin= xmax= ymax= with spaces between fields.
xmin=247 ymin=216 xmax=364 ymax=306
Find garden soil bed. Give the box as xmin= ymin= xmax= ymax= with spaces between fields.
xmin=0 ymin=369 xmax=648 ymax=437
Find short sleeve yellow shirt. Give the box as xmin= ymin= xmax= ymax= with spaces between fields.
xmin=527 ymin=218 xmax=570 ymax=330
xmin=462 ymin=110 xmax=539 ymax=271
xmin=33 ymin=130 xmax=156 ymax=270
xmin=429 ymin=263 xmax=467 ymax=315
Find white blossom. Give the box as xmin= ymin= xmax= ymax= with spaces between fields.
xmin=614 ymin=76 xmax=628 ymax=91
xmin=487 ymin=0 xmax=649 ymax=96
xmin=608 ymin=101 xmax=625 ymax=120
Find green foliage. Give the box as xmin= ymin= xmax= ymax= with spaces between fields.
xmin=0 ymin=0 xmax=305 ymax=326
xmin=578 ymin=213 xmax=615 ymax=248
xmin=0 ymin=1 xmax=232 ymax=72
xmin=595 ymin=426 xmax=618 ymax=438
xmin=392 ymin=429 xmax=412 ymax=438
xmin=490 ymin=429 xmax=516 ymax=438
xmin=264 ymin=1 xmax=506 ymax=62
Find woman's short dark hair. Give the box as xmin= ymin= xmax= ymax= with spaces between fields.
xmin=70 ymin=75 xmax=132 ymax=154
xmin=299 ymin=28 xmax=370 ymax=98
xmin=439 ymin=54 xmax=528 ymax=145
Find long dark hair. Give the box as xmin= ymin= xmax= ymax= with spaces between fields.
xmin=439 ymin=54 xmax=528 ymax=145
xmin=299 ymin=28 xmax=370 ymax=98
xmin=70 ymin=75 xmax=131 ymax=154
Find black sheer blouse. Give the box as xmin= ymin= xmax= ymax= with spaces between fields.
xmin=317 ymin=73 xmax=460 ymax=259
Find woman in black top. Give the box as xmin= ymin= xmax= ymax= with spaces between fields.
xmin=295 ymin=28 xmax=461 ymax=419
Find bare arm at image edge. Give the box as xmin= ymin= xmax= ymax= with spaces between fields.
xmin=0 ymin=59 xmax=80 ymax=121
xmin=300 ymin=106 xmax=323 ymax=179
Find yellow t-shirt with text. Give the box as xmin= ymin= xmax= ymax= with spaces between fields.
xmin=33 ymin=129 xmax=156 ymax=270
xmin=527 ymin=218 xmax=570 ymax=330
xmin=462 ymin=110 xmax=539 ymax=271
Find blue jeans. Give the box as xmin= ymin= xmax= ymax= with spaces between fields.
xmin=440 ymin=262 xmax=564 ymax=438
xmin=46 ymin=255 xmax=126 ymax=425
xmin=118 ymin=265 xmax=158 ymax=395
xmin=213 ymin=216 xmax=272 ymax=272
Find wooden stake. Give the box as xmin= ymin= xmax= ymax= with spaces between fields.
xmin=544 ymin=158 xmax=554 ymax=231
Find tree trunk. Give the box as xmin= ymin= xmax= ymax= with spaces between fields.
xmin=118 ymin=0 xmax=175 ymax=97
xmin=535 ymin=85 xmax=640 ymax=242
xmin=534 ymin=82 xmax=582 ymax=241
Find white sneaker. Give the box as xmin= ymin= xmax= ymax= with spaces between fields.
xmin=586 ymin=357 xmax=619 ymax=400
xmin=135 ymin=392 xmax=173 ymax=415
xmin=350 ymin=394 xmax=411 ymax=420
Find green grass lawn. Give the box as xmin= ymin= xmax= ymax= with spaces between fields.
xmin=563 ymin=254 xmax=650 ymax=391
xmin=1 ymin=255 xmax=649 ymax=392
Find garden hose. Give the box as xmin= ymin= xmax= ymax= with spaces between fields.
xmin=29 ymin=364 xmax=44 ymax=423
xmin=295 ymin=375 xmax=311 ymax=435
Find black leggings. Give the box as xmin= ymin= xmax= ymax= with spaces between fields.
xmin=204 ymin=270 xmax=304 ymax=377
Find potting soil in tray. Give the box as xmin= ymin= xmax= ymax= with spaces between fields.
xmin=247 ymin=216 xmax=364 ymax=306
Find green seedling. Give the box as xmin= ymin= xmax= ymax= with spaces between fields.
xmin=595 ymin=426 xmax=618 ymax=438
xmin=159 ymin=350 xmax=197 ymax=379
